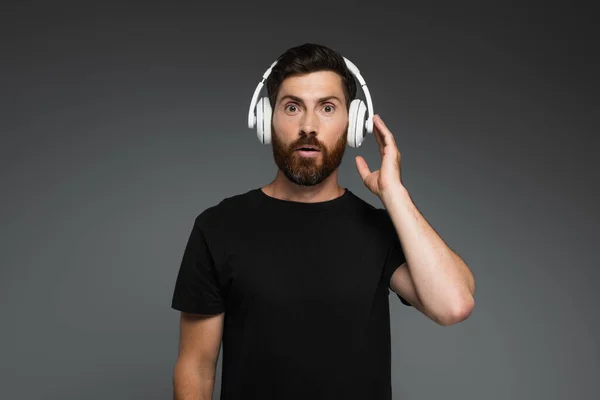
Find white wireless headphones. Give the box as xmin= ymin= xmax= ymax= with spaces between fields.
xmin=247 ymin=56 xmax=374 ymax=148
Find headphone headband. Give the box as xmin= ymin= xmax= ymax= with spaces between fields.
xmin=248 ymin=56 xmax=374 ymax=134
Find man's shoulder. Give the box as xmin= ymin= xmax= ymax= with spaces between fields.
xmin=345 ymin=190 xmax=388 ymax=220
xmin=193 ymin=188 xmax=259 ymax=226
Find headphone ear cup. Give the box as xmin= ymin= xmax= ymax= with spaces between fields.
xmin=347 ymin=99 xmax=359 ymax=147
xmin=261 ymin=97 xmax=272 ymax=145
xmin=348 ymin=99 xmax=367 ymax=148
xmin=256 ymin=97 xmax=264 ymax=142
xmin=256 ymin=97 xmax=272 ymax=145
xmin=354 ymin=100 xmax=367 ymax=147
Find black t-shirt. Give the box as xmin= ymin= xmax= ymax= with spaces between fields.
xmin=171 ymin=187 xmax=411 ymax=400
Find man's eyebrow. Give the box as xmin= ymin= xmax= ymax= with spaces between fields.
xmin=278 ymin=94 xmax=343 ymax=105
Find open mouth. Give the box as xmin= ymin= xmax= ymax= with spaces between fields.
xmin=296 ymin=147 xmax=321 ymax=157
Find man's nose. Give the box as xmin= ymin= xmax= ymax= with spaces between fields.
xmin=300 ymin=110 xmax=319 ymax=135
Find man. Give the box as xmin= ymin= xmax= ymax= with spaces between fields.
xmin=171 ymin=43 xmax=475 ymax=400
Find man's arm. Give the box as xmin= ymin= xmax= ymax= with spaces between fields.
xmin=173 ymin=311 xmax=224 ymax=400
xmin=382 ymin=185 xmax=475 ymax=326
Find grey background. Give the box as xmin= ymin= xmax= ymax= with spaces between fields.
xmin=1 ymin=1 xmax=598 ymax=399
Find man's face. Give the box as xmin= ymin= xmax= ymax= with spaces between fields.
xmin=270 ymin=70 xmax=349 ymax=186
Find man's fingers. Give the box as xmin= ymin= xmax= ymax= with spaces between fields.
xmin=372 ymin=117 xmax=385 ymax=156
xmin=355 ymin=156 xmax=371 ymax=180
xmin=373 ymin=114 xmax=396 ymax=147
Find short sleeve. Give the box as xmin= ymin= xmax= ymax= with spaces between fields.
xmin=171 ymin=215 xmax=225 ymax=315
xmin=380 ymin=209 xmax=412 ymax=307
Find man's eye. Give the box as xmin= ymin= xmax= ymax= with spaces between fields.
xmin=284 ymin=103 xmax=335 ymax=113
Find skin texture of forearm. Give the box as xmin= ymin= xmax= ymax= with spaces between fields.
xmin=173 ymin=361 xmax=215 ymax=400
xmin=381 ymin=185 xmax=475 ymax=325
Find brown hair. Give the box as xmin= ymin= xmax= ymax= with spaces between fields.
xmin=266 ymin=43 xmax=357 ymax=111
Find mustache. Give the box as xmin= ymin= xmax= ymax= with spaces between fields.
xmin=293 ymin=138 xmax=321 ymax=149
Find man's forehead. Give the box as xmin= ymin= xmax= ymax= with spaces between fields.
xmin=277 ymin=71 xmax=345 ymax=103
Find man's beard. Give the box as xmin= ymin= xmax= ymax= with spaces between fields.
xmin=270 ymin=124 xmax=348 ymax=186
